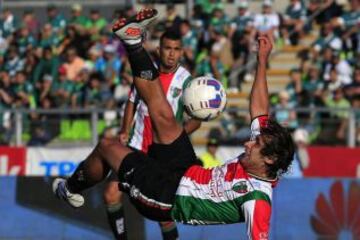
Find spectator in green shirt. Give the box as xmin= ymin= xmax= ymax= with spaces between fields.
xmin=84 ymin=73 xmax=102 ymax=108
xmin=16 ymin=25 xmax=37 ymax=56
xmin=196 ymin=0 xmax=222 ymax=15
xmin=180 ymin=20 xmax=198 ymax=72
xmin=51 ymin=66 xmax=74 ymax=108
xmin=12 ymin=71 xmax=35 ymax=108
xmin=195 ymin=45 xmax=226 ymax=87
xmin=23 ymin=50 xmax=38 ymax=83
xmin=281 ymin=0 xmax=307 ymax=45
xmin=0 ymin=8 xmax=18 ymax=40
xmin=69 ymin=4 xmax=91 ymax=35
xmin=38 ymin=23 xmax=61 ymax=49
xmin=332 ymin=0 xmax=359 ymax=30
xmin=332 ymin=0 xmax=360 ymax=55
xmin=88 ymin=9 xmax=108 ymax=41
xmin=229 ymin=1 xmax=254 ymax=51
xmin=4 ymin=45 xmax=25 ymax=77
xmin=209 ymin=6 xmax=230 ymax=36
xmin=37 ymin=74 xmax=53 ymax=105
xmin=303 ymin=66 xmax=323 ymax=105
xmin=47 ymin=5 xmax=67 ymax=35
xmin=311 ymin=23 xmax=342 ymax=58
xmin=229 ymin=2 xmax=254 ymax=38
xmin=33 ymin=47 xmax=60 ymax=84
xmin=320 ymin=68 xmax=342 ymax=95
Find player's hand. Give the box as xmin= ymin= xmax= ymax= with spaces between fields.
xmin=119 ymin=131 xmax=129 ymax=145
xmin=257 ymin=33 xmax=273 ymax=62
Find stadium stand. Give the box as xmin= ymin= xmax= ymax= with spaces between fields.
xmin=0 ymin=0 xmax=359 ymax=146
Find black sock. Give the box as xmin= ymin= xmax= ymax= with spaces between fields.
xmin=66 ymin=161 xmax=94 ymax=193
xmin=125 ymin=43 xmax=159 ymax=81
xmin=106 ymin=203 xmax=127 ymax=240
xmin=159 ymin=221 xmax=178 ymax=240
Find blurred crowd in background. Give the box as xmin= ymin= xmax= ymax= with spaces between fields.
xmin=0 ymin=0 xmax=359 ymax=146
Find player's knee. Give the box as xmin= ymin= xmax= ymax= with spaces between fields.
xmin=103 ymin=182 xmax=123 ymax=205
xmin=98 ymin=138 xmax=121 ymax=154
xmin=98 ymin=138 xmax=111 ymax=151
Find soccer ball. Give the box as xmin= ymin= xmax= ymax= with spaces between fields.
xmin=183 ymin=76 xmax=227 ymax=121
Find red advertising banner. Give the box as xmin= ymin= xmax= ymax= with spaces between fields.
xmin=0 ymin=146 xmax=359 ymax=177
xmin=0 ymin=147 xmax=26 ymax=176
xmin=303 ymin=147 xmax=360 ymax=177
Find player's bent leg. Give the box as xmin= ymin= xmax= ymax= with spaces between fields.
xmin=53 ymin=138 xmax=132 ymax=207
xmin=104 ymin=180 xmax=127 ymax=240
xmin=104 ymin=180 xmax=123 ymax=205
xmin=135 ymin=78 xmax=183 ymax=143
xmin=112 ymin=10 xmax=182 ymax=144
xmin=96 ymin=138 xmax=133 ymax=173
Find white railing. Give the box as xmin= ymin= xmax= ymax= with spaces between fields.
xmin=0 ymin=106 xmax=359 ymax=147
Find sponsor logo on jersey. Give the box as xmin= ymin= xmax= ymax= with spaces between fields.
xmin=232 ymin=181 xmax=248 ymax=194
xmin=210 ymin=168 xmax=225 ymax=197
xmin=171 ymin=87 xmax=182 ymax=98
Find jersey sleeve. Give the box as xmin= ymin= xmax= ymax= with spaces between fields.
xmin=242 ymin=199 xmax=271 ymax=240
xmin=250 ymin=115 xmax=269 ymax=140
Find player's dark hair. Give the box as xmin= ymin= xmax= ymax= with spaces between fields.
xmin=160 ymin=30 xmax=182 ymax=46
xmin=260 ymin=120 xmax=295 ymax=178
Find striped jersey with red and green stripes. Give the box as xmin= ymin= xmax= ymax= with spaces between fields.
xmin=128 ymin=66 xmax=191 ymax=153
xmin=171 ymin=115 xmax=274 ymax=240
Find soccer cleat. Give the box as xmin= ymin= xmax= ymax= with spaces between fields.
xmin=112 ymin=8 xmax=158 ymax=45
xmin=52 ymin=178 xmax=84 ymax=208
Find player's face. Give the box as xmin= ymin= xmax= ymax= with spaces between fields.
xmin=159 ymin=38 xmax=183 ymax=70
xmin=242 ymin=136 xmax=274 ymax=171
xmin=244 ymin=136 xmax=263 ymax=162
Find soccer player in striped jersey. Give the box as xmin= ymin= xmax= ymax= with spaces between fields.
xmin=53 ymin=9 xmax=295 ymax=240
xmin=103 ymin=31 xmax=201 ymax=240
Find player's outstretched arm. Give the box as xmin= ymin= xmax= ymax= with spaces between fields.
xmin=249 ymin=34 xmax=273 ymax=120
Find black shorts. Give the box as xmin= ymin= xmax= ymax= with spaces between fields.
xmin=118 ymin=131 xmax=201 ymax=221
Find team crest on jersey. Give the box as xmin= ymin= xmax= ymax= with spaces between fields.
xmin=172 ymin=87 xmax=182 ymax=98
xmin=232 ymin=181 xmax=248 ymax=194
